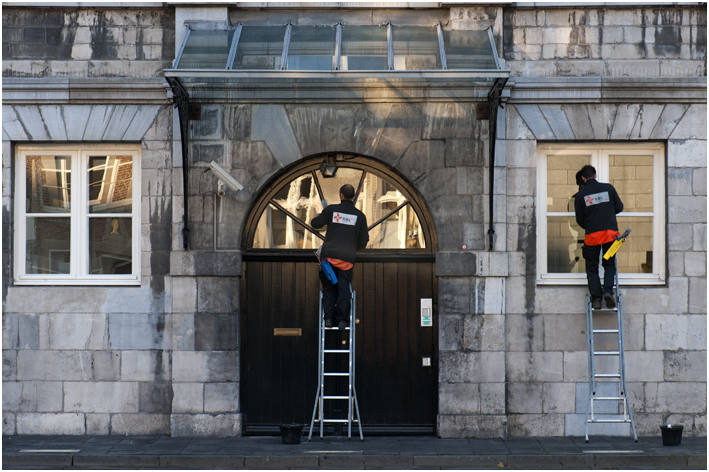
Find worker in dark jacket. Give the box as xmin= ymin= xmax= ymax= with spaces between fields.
xmin=311 ymin=184 xmax=369 ymax=329
xmin=574 ymin=165 xmax=624 ymax=310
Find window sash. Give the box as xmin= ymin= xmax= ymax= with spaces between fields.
xmin=537 ymin=143 xmax=665 ymax=285
xmin=14 ymin=145 xmax=141 ymax=285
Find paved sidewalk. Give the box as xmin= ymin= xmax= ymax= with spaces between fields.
xmin=2 ymin=434 xmax=706 ymax=469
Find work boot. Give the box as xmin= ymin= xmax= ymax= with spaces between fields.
xmin=325 ymin=318 xmax=333 ymax=328
xmin=592 ymin=298 xmax=602 ymax=310
xmin=603 ymin=292 xmax=617 ymax=309
xmin=338 ymin=320 xmax=347 ymax=330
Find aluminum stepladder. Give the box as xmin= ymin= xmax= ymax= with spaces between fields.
xmin=584 ymin=231 xmax=637 ymax=442
xmin=308 ymin=285 xmax=363 ymax=441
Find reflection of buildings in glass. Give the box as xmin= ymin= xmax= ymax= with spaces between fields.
xmin=26 ymin=156 xmax=71 ymax=212
xmin=88 ymin=156 xmax=133 ymax=213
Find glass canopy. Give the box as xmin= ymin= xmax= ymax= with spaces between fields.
xmin=168 ymin=22 xmax=505 ymax=77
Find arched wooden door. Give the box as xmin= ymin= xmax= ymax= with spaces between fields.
xmin=240 ymin=155 xmax=438 ymax=434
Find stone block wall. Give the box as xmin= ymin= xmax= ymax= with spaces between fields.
xmin=2 ymin=6 xmax=175 ymax=77
xmin=503 ymin=6 xmax=706 ymax=77
xmin=502 ymin=100 xmax=707 ymax=437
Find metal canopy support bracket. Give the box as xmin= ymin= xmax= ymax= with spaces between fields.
xmin=166 ymin=76 xmax=191 ymax=250
xmin=487 ymin=76 xmax=509 ymax=251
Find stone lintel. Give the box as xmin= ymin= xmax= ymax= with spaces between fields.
xmin=170 ymin=250 xmax=242 ymax=277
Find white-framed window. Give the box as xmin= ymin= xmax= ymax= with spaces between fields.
xmin=14 ymin=144 xmax=141 ymax=285
xmin=537 ymin=143 xmax=665 ymax=285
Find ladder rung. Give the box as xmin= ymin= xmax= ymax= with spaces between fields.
xmin=324 ymin=327 xmax=350 ymax=330
xmin=587 ymin=419 xmax=631 ymax=423
xmin=323 ymin=349 xmax=350 ymax=353
xmin=313 ymin=419 xmax=359 ymax=423
xmin=324 ymin=373 xmax=350 ymax=376
xmin=323 ymin=395 xmax=351 ymax=399
xmin=592 ymin=396 xmax=626 ymax=401
xmin=593 ymin=329 xmax=619 ymax=333
xmin=591 ymin=307 xmax=618 ymax=312
xmin=593 ymin=351 xmax=620 ymax=356
xmin=595 ymin=373 xmax=621 ymax=378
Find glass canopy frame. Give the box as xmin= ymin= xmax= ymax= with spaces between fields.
xmin=165 ymin=22 xmax=508 ymax=79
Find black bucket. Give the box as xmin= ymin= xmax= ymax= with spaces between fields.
xmin=660 ymin=425 xmax=683 ymax=446
xmin=279 ymin=424 xmax=303 ymax=444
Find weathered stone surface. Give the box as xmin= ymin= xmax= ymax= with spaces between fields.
xmin=16 ymin=413 xmax=85 ymax=435
xmin=621 ymin=278 xmax=688 ymax=315
xmin=108 ymin=313 xmax=172 ymax=350
xmin=441 ymin=351 xmax=505 ymax=383
xmin=670 ymin=104 xmax=707 ymax=139
xmin=668 ymin=139 xmax=707 ymax=168
xmin=121 ymin=350 xmax=171 ymax=381
xmin=535 ymin=286 xmax=587 ymax=314
xmin=39 ymin=313 xmax=107 ymax=350
xmin=507 ymin=105 xmax=535 ymax=140
xmin=374 ymin=104 xmax=423 ymax=165
xmin=625 ymin=350 xmax=664 ymax=382
xmin=437 ymin=414 xmax=505 ymax=438
xmin=251 ymin=105 xmax=301 ymax=167
xmin=445 ymin=139 xmax=482 ymax=167
xmin=669 ymin=196 xmax=707 ymax=225
xmin=464 ymin=314 xmax=504 ymax=351
xmin=650 ymin=104 xmax=689 ymax=139
xmin=86 ymin=413 xmax=110 ymax=435
xmin=646 ymin=314 xmax=706 ymax=350
xmin=566 ymin=413 xmax=630 ymax=437
xmin=507 ymin=383 xmax=543 ymax=413
xmin=285 ymin=106 xmax=355 ymax=157
xmin=397 ymin=140 xmax=445 ymax=185
xmin=64 ymin=381 xmax=139 ymax=413
xmin=172 ymin=351 xmax=238 ymax=382
xmin=3 ymin=412 xmax=15 ymax=435
xmin=436 ymin=252 xmax=477 ymax=277
xmin=685 ymin=252 xmax=706 ymax=276
xmin=9 ymin=381 xmax=63 ymax=412
xmin=172 ymin=382 xmax=204 ymax=414
xmin=508 ymin=414 xmax=564 ymax=437
xmin=170 ymin=251 xmax=242 ymax=276
xmin=422 ymin=102 xmax=474 ymax=140
xmin=587 ymin=104 xmax=617 ymax=140
xmin=507 ymin=352 xmax=563 ymax=382
xmin=543 ymin=314 xmax=586 ymax=351
xmin=110 ymin=413 xmax=170 ymax=435
xmin=540 ymin=104 xmax=575 ymax=139
xmin=352 ymin=104 xmax=392 ymax=157
xmin=505 ymin=139 xmax=536 ymax=168
xmin=170 ymin=413 xmax=241 ymax=437
xmin=515 ymin=105 xmax=555 ymax=139
xmin=507 ymin=167 xmax=536 ymax=196
xmin=439 ymin=383 xmax=479 ymax=414
xmin=204 ymin=382 xmax=238 ymax=413
xmin=689 ymin=277 xmax=707 ymax=314
xmin=139 ymin=381 xmax=173 ymax=413
xmin=668 ymin=167 xmax=694 ymax=196
xmin=3 ymin=313 xmax=39 ymax=350
xmin=542 ymin=382 xmax=575 ymax=414
xmin=439 ymin=314 xmax=463 ymax=351
xmin=197 ymin=277 xmax=238 ymax=314
xmin=506 ymin=313 xmax=544 ymax=352
xmin=664 ymin=350 xmax=707 ymax=382
xmin=610 ymin=104 xmax=642 ymax=139
xmin=650 ymin=382 xmax=707 ymax=413
xmin=17 ymin=350 xmax=92 ymax=381
xmin=3 ymin=350 xmax=17 ymax=381
xmin=629 ymin=104 xmax=665 ymax=139
xmin=438 ymin=277 xmax=471 ymax=314
xmin=668 ymin=223 xmax=694 ymax=250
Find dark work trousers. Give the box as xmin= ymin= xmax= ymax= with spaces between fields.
xmin=582 ymin=241 xmax=616 ymax=301
xmin=320 ymin=266 xmax=354 ymax=323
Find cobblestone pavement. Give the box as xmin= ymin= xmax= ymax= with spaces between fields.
xmin=2 ymin=434 xmax=706 ymax=469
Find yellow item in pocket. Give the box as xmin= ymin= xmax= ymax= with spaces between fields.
xmin=603 ymin=228 xmax=631 ymax=260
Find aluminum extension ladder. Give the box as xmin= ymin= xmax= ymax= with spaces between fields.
xmin=308 ymin=286 xmax=363 ymax=441
xmin=584 ymin=258 xmax=638 ymax=442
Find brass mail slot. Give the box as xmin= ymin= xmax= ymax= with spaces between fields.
xmin=274 ymin=328 xmax=302 ymax=337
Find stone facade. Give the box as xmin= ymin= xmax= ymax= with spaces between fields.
xmin=2 ymin=3 xmax=706 ymax=438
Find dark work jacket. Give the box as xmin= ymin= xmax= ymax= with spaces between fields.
xmin=574 ymin=178 xmax=623 ymax=235
xmin=311 ymin=200 xmax=369 ymax=263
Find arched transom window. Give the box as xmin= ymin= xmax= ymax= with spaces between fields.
xmin=250 ymin=165 xmax=427 ymax=251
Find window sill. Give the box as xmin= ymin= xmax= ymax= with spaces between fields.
xmin=537 ymin=274 xmax=666 ymax=286
xmin=13 ymin=276 xmax=141 ymax=286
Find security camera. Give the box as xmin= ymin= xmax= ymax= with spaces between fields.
xmin=209 ymin=161 xmax=244 ymax=192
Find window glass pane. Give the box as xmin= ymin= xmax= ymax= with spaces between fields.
xmin=609 ymin=155 xmax=653 ymax=212
xmin=315 ymin=167 xmax=364 ymax=206
xmin=288 ymin=25 xmax=336 ymax=71
xmin=253 ymin=204 xmax=323 ymax=249
xmin=272 ymin=174 xmax=324 ymax=227
xmin=392 ymin=25 xmax=441 ymax=70
xmin=443 ymin=29 xmax=497 ymax=69
xmin=26 ymin=155 xmax=71 ymax=213
xmin=341 ymin=25 xmax=388 ymax=70
xmin=178 ymin=30 xmax=235 ymax=69
xmin=232 ymin=25 xmax=286 ymax=70
xmin=88 ymin=156 xmax=132 ymax=214
xmin=616 ymin=216 xmax=653 ymax=273
xmin=547 ymin=154 xmax=590 ymax=212
xmin=89 ymin=218 xmax=132 ymax=274
xmin=25 ymin=217 xmax=71 ymax=274
xmin=366 ymin=204 xmax=424 ymax=249
xmin=547 ymin=216 xmax=585 ymax=273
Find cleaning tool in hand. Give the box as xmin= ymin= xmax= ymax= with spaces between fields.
xmin=603 ymin=228 xmax=631 ymax=260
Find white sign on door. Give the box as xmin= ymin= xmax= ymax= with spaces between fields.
xmin=421 ymin=298 xmax=432 ymax=327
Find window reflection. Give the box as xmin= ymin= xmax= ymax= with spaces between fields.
xmin=315 ymin=168 xmax=363 ymax=205
xmin=26 ymin=155 xmax=71 ymax=213
xmin=178 ymin=30 xmax=235 ymax=69
xmin=26 ymin=217 xmax=71 ymax=274
xmin=341 ymin=25 xmax=389 ymax=70
xmin=609 ymin=155 xmax=653 ymax=212
xmin=288 ymin=25 xmax=336 ymax=71
xmin=392 ymin=26 xmax=441 ymax=70
xmin=547 ymin=216 xmax=585 ymax=274
xmin=443 ymin=30 xmax=497 ymax=69
xmin=89 ymin=218 xmax=132 ymax=274
xmin=232 ymin=26 xmax=287 ymax=70
xmin=88 ymin=156 xmax=132 ymax=213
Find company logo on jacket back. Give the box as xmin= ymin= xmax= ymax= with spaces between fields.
xmin=333 ymin=212 xmax=357 ymax=225
xmin=584 ymin=192 xmax=610 ymax=206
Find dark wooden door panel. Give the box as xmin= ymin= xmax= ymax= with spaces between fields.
xmin=242 ymin=260 xmax=436 ymax=432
